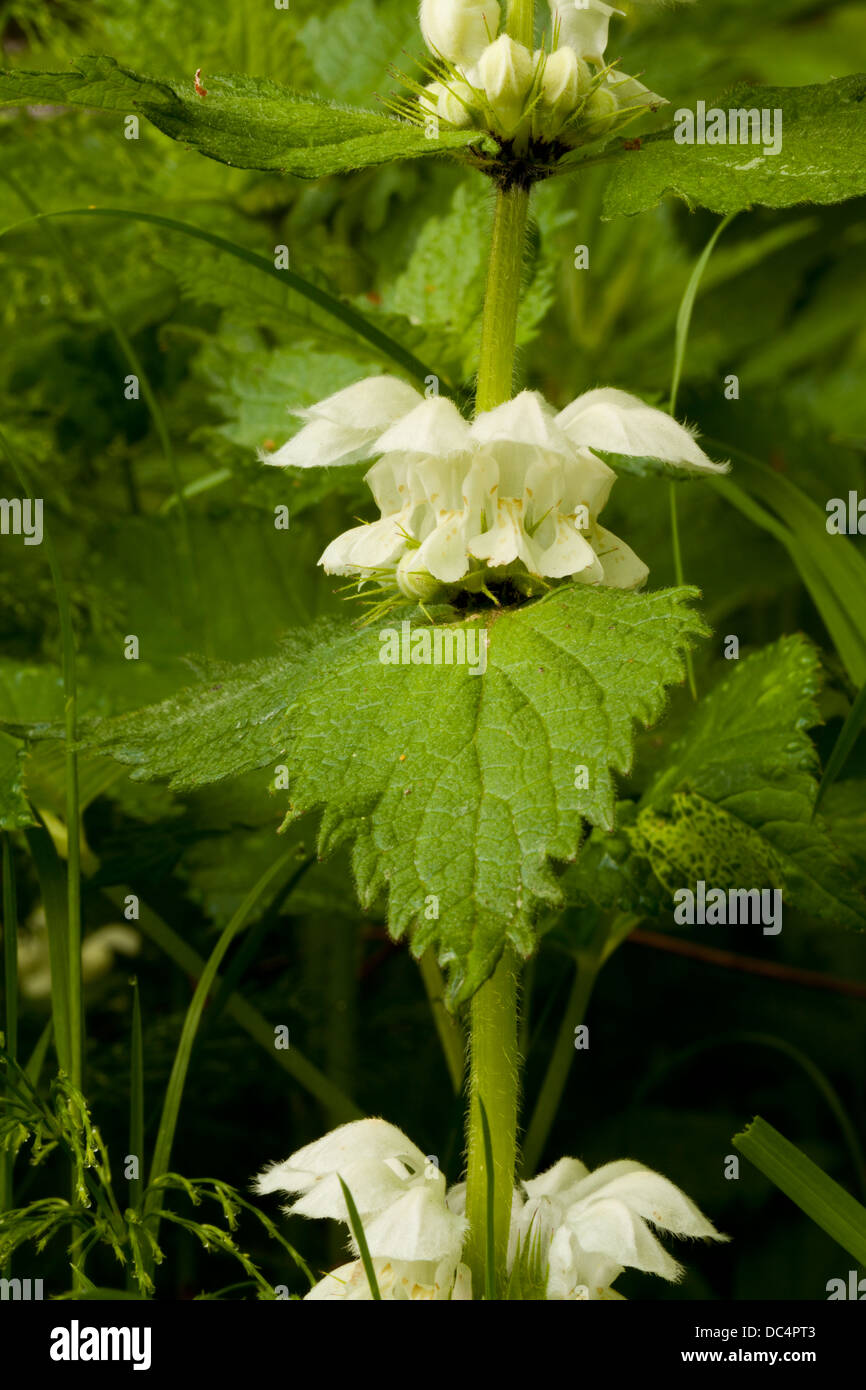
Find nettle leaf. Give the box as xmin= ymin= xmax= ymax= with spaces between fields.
xmin=602 ymin=76 xmax=866 ymax=217
xmin=633 ymin=636 xmax=866 ymax=930
xmin=81 ymin=587 xmax=704 ymax=1004
xmin=0 ymin=56 xmax=494 ymax=178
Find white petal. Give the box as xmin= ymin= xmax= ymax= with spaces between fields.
xmin=535 ymin=515 xmax=603 ymax=579
xmin=256 ymin=1118 xmax=426 ymax=1194
xmin=302 ymin=375 xmax=422 ymax=428
xmin=318 ymin=513 xmax=415 ymax=574
xmin=472 ymin=389 xmax=571 ymax=456
xmin=264 ymin=376 xmax=422 ymax=470
xmin=415 ymin=513 xmax=473 ymax=583
xmin=549 ymin=0 xmax=621 ymax=64
xmin=591 ymin=525 xmax=649 ymax=589
xmin=303 ymin=1260 xmax=363 ymax=1300
xmin=288 ymin=1158 xmax=409 ymax=1221
xmin=573 ymin=1197 xmax=686 ymax=1280
xmin=376 ymin=396 xmax=472 ymax=457
xmin=523 ymin=1156 xmax=591 ymax=1202
xmin=263 ymin=416 xmax=375 ymax=471
xmin=420 ymin=0 xmax=502 ymax=66
xmin=557 ymin=387 xmax=726 ymax=472
xmin=361 ymin=1184 xmax=467 ymax=1263
xmin=584 ymin=1167 xmax=726 ymax=1239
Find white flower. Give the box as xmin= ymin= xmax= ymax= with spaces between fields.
xmin=419 ymin=0 xmax=501 ymax=66
xmin=264 ymin=377 xmax=725 ymax=597
xmin=256 ymin=1120 xmax=725 ymax=1301
xmin=306 ymin=1255 xmax=472 ymax=1300
xmin=255 ymin=1117 xmax=467 ymax=1297
xmin=516 ymin=1157 xmax=728 ymax=1300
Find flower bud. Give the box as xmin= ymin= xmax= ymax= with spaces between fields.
xmin=534 ymin=45 xmax=591 ymax=138
xmin=420 ymin=79 xmax=475 ymax=127
xmin=396 ymin=552 xmax=445 ymax=602
xmin=419 ymin=0 xmax=501 ymax=66
xmin=475 ymin=34 xmax=534 ymax=138
xmin=582 ymin=83 xmax=618 ymax=134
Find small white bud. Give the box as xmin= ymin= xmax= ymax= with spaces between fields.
xmin=534 ymin=46 xmax=590 ymax=138
xmin=396 ymin=552 xmax=444 ymax=602
xmin=420 ymin=79 xmax=475 ymax=128
xmin=476 ymin=35 xmax=534 ymax=138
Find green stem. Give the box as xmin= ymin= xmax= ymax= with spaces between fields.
xmin=506 ymin=0 xmax=534 ymax=47
xmin=475 ymin=185 xmax=530 ymax=413
xmin=464 ymin=947 xmax=521 ymax=1297
xmin=463 ymin=76 xmax=535 ymax=1293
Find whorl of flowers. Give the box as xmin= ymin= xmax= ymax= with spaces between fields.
xmin=414 ymin=0 xmax=666 ymax=154
xmin=255 ymin=1118 xmax=727 ymax=1300
xmin=262 ymin=375 xmax=725 ymax=604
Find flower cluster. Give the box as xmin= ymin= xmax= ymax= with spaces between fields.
xmin=255 ymin=1118 xmax=726 ymax=1300
xmin=417 ymin=0 xmax=665 ymax=151
xmin=263 ymin=376 xmax=724 ymax=602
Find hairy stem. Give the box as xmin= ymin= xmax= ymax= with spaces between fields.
xmin=506 ymin=0 xmax=534 ymax=48
xmin=475 ymin=185 xmax=530 ymax=413
xmin=464 ymin=947 xmax=521 ymax=1295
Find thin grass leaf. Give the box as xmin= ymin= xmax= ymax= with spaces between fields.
xmin=815 ymin=683 xmax=866 ymax=814
xmin=709 ymin=447 xmax=866 ymax=684
xmin=22 ymin=823 xmax=71 ymax=1074
xmin=338 ymin=1175 xmax=381 ymax=1300
xmin=478 ymin=1096 xmax=496 ymax=1301
xmin=734 ymin=1116 xmax=866 ymax=1265
xmin=667 ymin=213 xmax=737 ymax=700
xmin=145 ymin=849 xmax=304 ymax=1250
xmin=129 ymin=978 xmax=144 ymax=1213
xmin=0 ymin=208 xmax=455 ymax=399
xmin=102 ymin=887 xmax=361 ymax=1123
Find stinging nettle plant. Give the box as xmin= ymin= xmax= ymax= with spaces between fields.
xmin=2 ymin=0 xmax=866 ymax=1302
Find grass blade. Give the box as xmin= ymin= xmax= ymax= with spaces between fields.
xmin=478 ymin=1096 xmax=496 ymax=1301
xmin=1 ymin=834 xmax=19 ymax=1273
xmin=815 ymin=681 xmax=866 ymax=814
xmin=734 ymin=1115 xmax=866 ymax=1266
xmin=338 ymin=1176 xmax=380 ymax=1300
xmin=667 ymin=212 xmax=738 ymax=700
xmin=709 ymin=445 xmax=866 ymax=684
xmin=22 ymin=823 xmax=71 ymax=1074
xmin=129 ymin=978 xmax=145 ymax=1212
xmin=147 ymin=848 xmax=300 ymax=1198
xmin=100 ymin=887 xmax=361 ymax=1123
xmin=0 ymin=207 xmax=454 ymax=398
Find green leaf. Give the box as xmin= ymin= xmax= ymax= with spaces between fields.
xmin=82 ymin=587 xmax=704 ymax=1004
xmin=635 ymin=636 xmax=866 ymax=930
xmin=733 ymin=1116 xmax=866 ymax=1267
xmin=603 ymin=77 xmax=866 ymax=217
xmin=0 ymin=56 xmax=495 ymax=178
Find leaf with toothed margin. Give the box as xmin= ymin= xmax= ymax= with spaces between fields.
xmin=0 ymin=55 xmax=496 ymax=178
xmin=65 ymin=587 xmax=705 ymax=1006
xmin=280 ymin=584 xmax=705 ymax=1005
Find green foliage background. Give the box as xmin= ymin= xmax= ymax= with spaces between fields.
xmin=0 ymin=0 xmax=865 ymax=1299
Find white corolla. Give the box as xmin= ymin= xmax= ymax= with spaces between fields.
xmin=263 ymin=375 xmax=725 ymax=599
xmin=255 ymin=1118 xmax=726 ymax=1300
